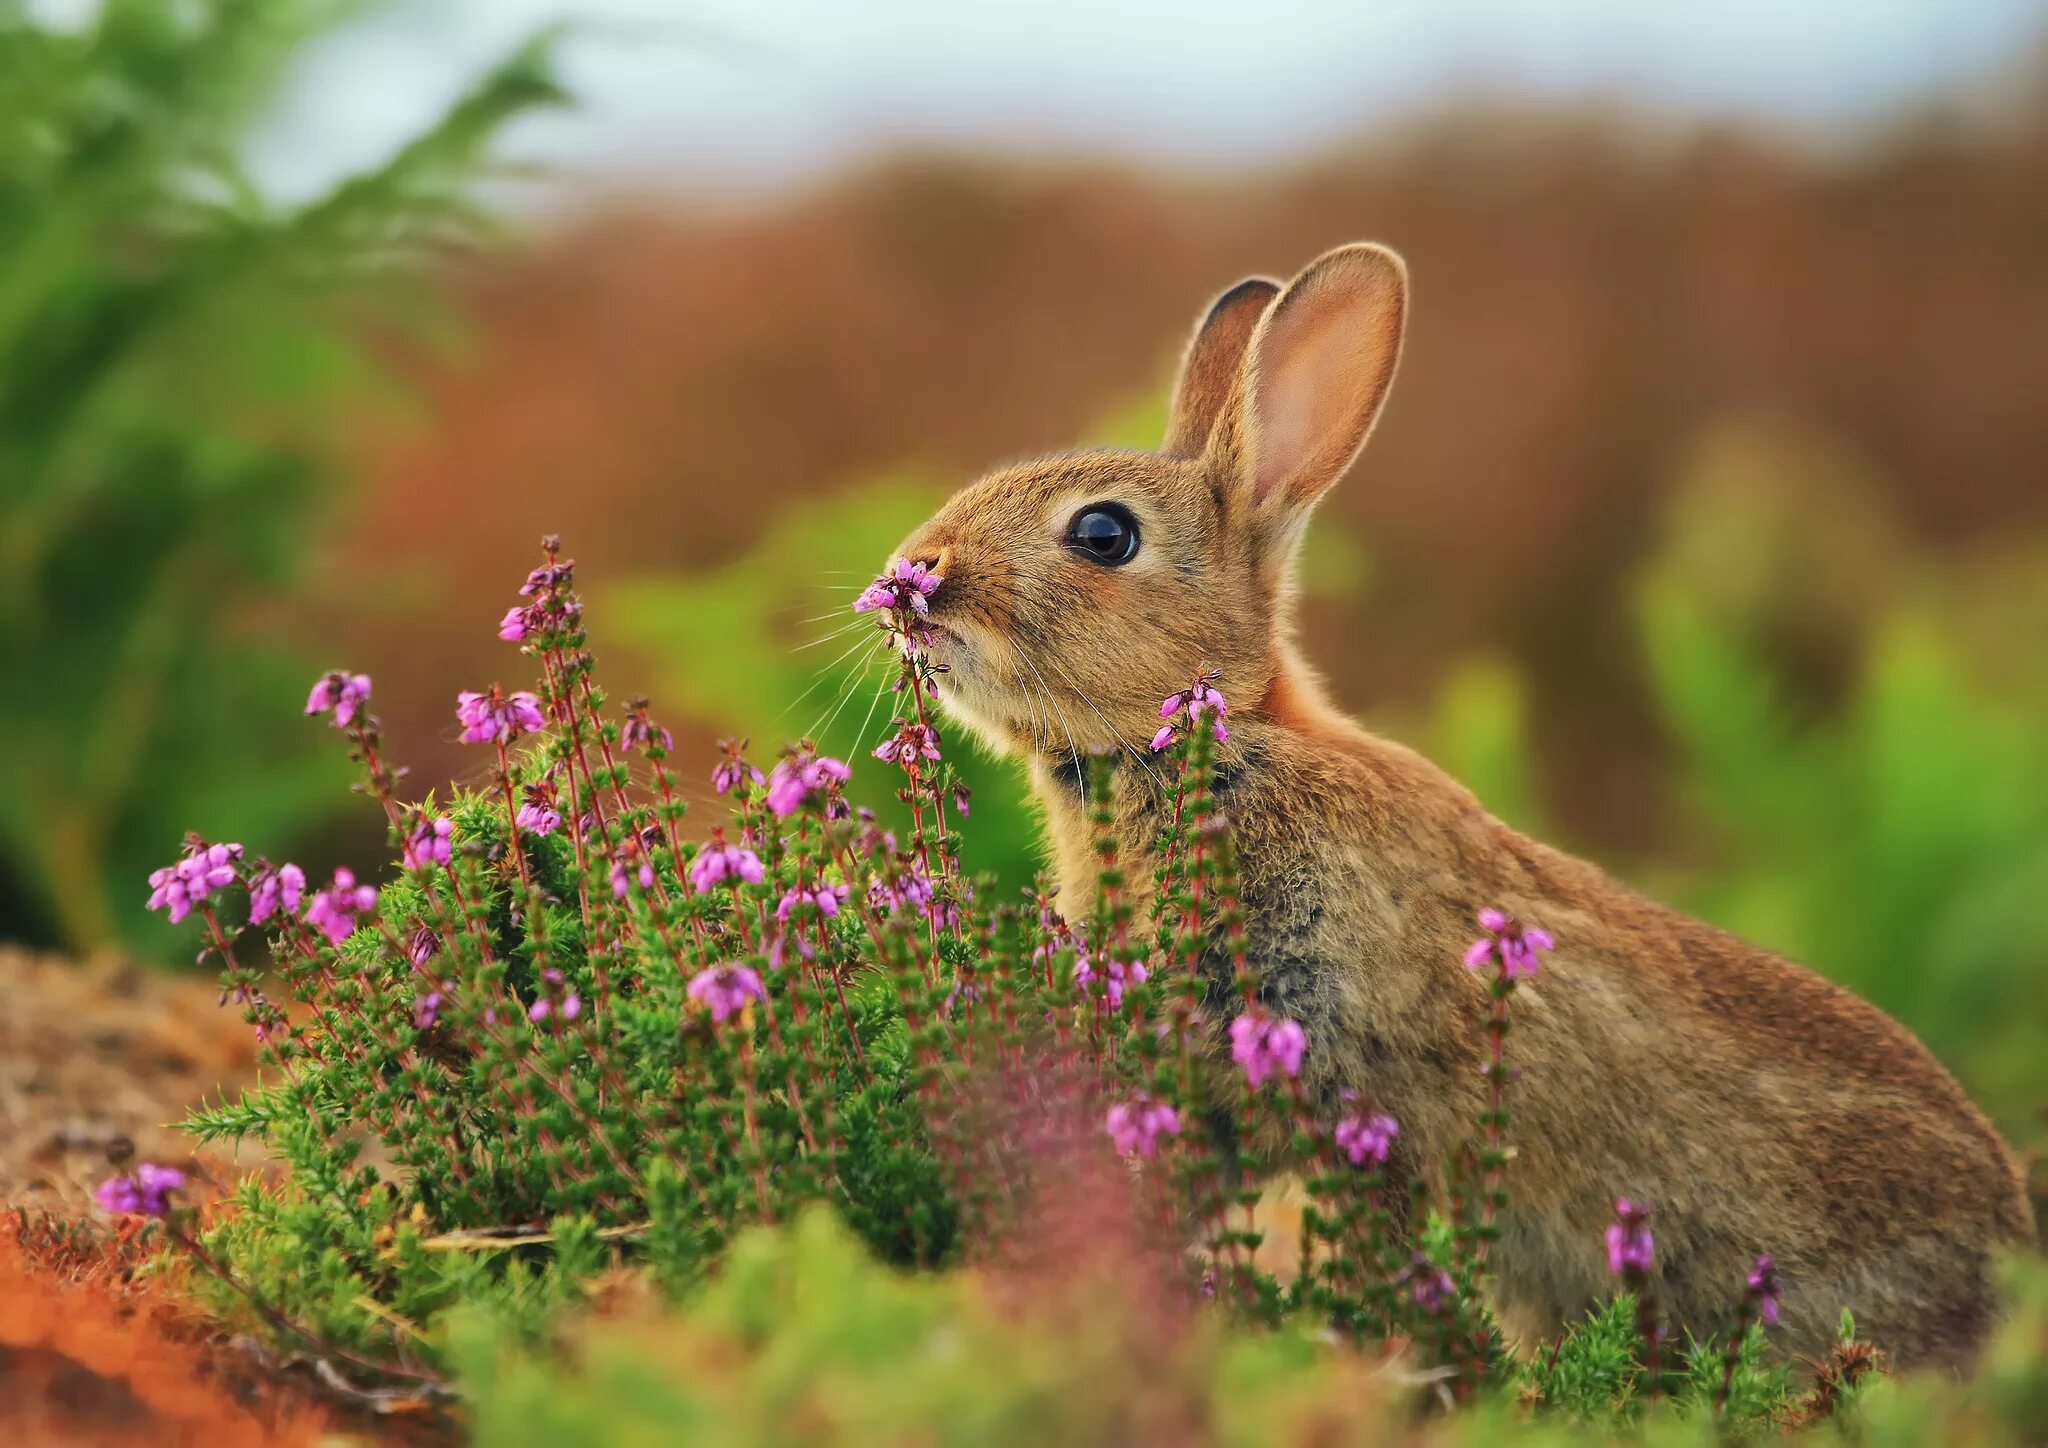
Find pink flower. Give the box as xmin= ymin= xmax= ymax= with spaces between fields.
xmin=146 ymin=840 xmax=244 ymax=924
xmin=1074 ymin=953 xmax=1148 ymax=1011
xmin=1151 ymin=671 xmax=1229 ymax=751
xmin=498 ymin=606 xmax=531 ymax=642
xmin=1747 ymin=1254 xmax=1781 ymax=1326
xmin=94 ymin=1163 xmax=186 ymax=1219
xmin=688 ymin=963 xmax=765 ymax=1024
xmin=622 ymin=705 xmax=673 ymax=755
xmin=305 ymin=867 xmax=377 ymax=944
xmin=874 ymin=721 xmax=942 ymax=766
xmin=521 ymin=559 xmax=573 ymax=597
xmin=455 ymin=686 xmax=546 ymax=745
xmin=1606 ymin=1197 xmax=1656 ymax=1279
xmin=868 ymin=865 xmax=935 ymax=917
xmin=712 ymin=743 xmax=765 ymax=796
xmin=529 ymin=993 xmax=581 ymax=1024
xmin=776 ymin=881 xmax=848 ymax=923
xmin=1400 ymin=1254 xmax=1455 ymax=1313
xmin=247 ymin=861 xmax=306 ymax=925
xmin=609 ymin=837 xmax=657 ymax=898
xmin=852 ymin=557 xmax=943 ymax=616
xmin=1464 ymin=907 xmax=1555 ymax=979
xmin=1334 ymin=1109 xmax=1400 ymax=1168
xmin=403 ymin=815 xmax=454 ymax=870
xmin=689 ymin=832 xmax=765 ymax=893
xmin=305 ymin=671 xmax=372 ymax=728
xmin=413 ymin=990 xmax=445 ymax=1029
xmin=1104 ymin=1097 xmax=1182 ymax=1158
xmin=765 ymin=752 xmax=852 ymax=818
xmin=1229 ymin=1010 xmax=1307 ymax=1087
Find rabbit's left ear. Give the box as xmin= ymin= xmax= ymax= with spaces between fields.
xmin=1162 ymin=277 xmax=1280 ymax=456
xmin=1222 ymin=243 xmax=1407 ymax=525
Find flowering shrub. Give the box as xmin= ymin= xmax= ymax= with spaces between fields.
xmin=123 ymin=538 xmax=1832 ymax=1429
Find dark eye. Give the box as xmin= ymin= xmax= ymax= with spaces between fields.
xmin=1065 ymin=502 xmax=1140 ymax=567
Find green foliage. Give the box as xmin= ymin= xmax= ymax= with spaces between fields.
xmin=448 ymin=1212 xmax=2048 ymax=1447
xmin=1410 ymin=418 xmax=2048 ymax=1131
xmin=0 ymin=0 xmax=564 ymax=950
xmin=1634 ymin=421 xmax=2048 ymax=1130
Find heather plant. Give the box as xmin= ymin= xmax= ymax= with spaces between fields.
xmin=118 ymin=538 xmax=1835 ymax=1431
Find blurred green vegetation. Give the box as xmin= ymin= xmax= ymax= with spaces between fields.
xmin=0 ymin=1 xmax=563 ymax=951
xmin=452 ymin=1208 xmax=2048 ymax=1446
xmin=1427 ymin=419 xmax=2048 ymax=1134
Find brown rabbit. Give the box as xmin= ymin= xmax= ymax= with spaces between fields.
xmin=889 ymin=243 xmax=2033 ymax=1367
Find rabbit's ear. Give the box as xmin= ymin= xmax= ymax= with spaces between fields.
xmin=1224 ymin=243 xmax=1406 ymax=525
xmin=1162 ymin=277 xmax=1280 ymax=457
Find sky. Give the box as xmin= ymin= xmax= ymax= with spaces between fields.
xmin=214 ymin=0 xmax=2048 ymax=204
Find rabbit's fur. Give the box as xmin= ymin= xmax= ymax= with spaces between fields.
xmin=892 ymin=243 xmax=2033 ymax=1367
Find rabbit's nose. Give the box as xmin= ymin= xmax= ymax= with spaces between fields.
xmin=907 ymin=544 xmax=955 ymax=586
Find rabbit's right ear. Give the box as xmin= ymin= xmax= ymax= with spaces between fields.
xmin=1162 ymin=277 xmax=1281 ymax=457
xmin=1217 ymin=243 xmax=1407 ymax=540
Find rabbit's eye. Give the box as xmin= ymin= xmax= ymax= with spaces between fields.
xmin=1066 ymin=503 xmax=1140 ymax=567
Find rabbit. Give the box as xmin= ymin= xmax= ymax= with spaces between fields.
xmin=887 ymin=242 xmax=2034 ymax=1369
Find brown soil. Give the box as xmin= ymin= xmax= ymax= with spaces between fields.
xmin=0 ymin=948 xmax=260 ymax=1213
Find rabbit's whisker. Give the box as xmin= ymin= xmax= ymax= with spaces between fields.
xmin=853 ymin=655 xmax=899 ymax=757
xmin=1042 ymin=655 xmax=1163 ymax=792
xmin=782 ymin=631 xmax=889 ymax=722
xmin=1014 ymin=644 xmax=1082 ymax=775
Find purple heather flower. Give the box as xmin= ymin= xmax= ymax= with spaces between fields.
xmin=622 ymin=706 xmax=673 ymax=755
xmin=247 ymin=861 xmax=306 ymax=925
xmin=1104 ymin=1097 xmax=1182 ymax=1158
xmin=403 ymin=815 xmax=454 ymax=871
xmin=146 ymin=840 xmax=244 ymax=924
xmin=1334 ymin=1109 xmax=1401 ymax=1169
xmin=689 ymin=832 xmax=765 ymax=893
xmin=1229 ymin=1011 xmax=1308 ymax=1087
xmin=305 ymin=867 xmax=377 ymax=944
xmin=951 ymin=781 xmax=971 ymax=817
xmin=455 ymin=686 xmax=546 ymax=745
xmin=868 ymin=865 xmax=936 ymax=917
xmin=409 ymin=925 xmax=439 ymax=966
xmin=1464 ymin=907 xmax=1556 ymax=979
xmin=528 ymin=990 xmax=582 ymax=1024
xmin=498 ymin=606 xmax=532 ymax=642
xmin=776 ymin=881 xmax=848 ymax=923
xmin=1074 ymin=953 xmax=1148 ymax=1011
xmin=610 ymin=841 xmax=657 ymax=898
xmin=712 ymin=741 xmax=765 ymax=796
xmin=1606 ymin=1197 xmax=1656 ymax=1279
xmin=94 ymin=1163 xmax=186 ymax=1219
xmin=766 ymin=752 xmax=853 ymax=818
xmin=518 ymin=800 xmax=561 ymax=836
xmin=414 ymin=990 xmax=445 ymax=1029
xmin=874 ymin=720 xmax=942 ymax=767
xmin=521 ymin=559 xmax=574 ymax=597
xmin=1400 ymin=1254 xmax=1456 ymax=1313
xmin=1748 ymin=1254 xmax=1781 ymax=1326
xmin=688 ymin=963 xmax=766 ymax=1025
xmin=305 ymin=671 xmax=372 ymax=728
xmin=1152 ymin=672 xmax=1230 ymax=751
xmin=852 ymin=557 xmax=943 ymax=617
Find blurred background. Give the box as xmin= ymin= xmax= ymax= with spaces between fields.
xmin=4 ymin=0 xmax=2047 ymax=1136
